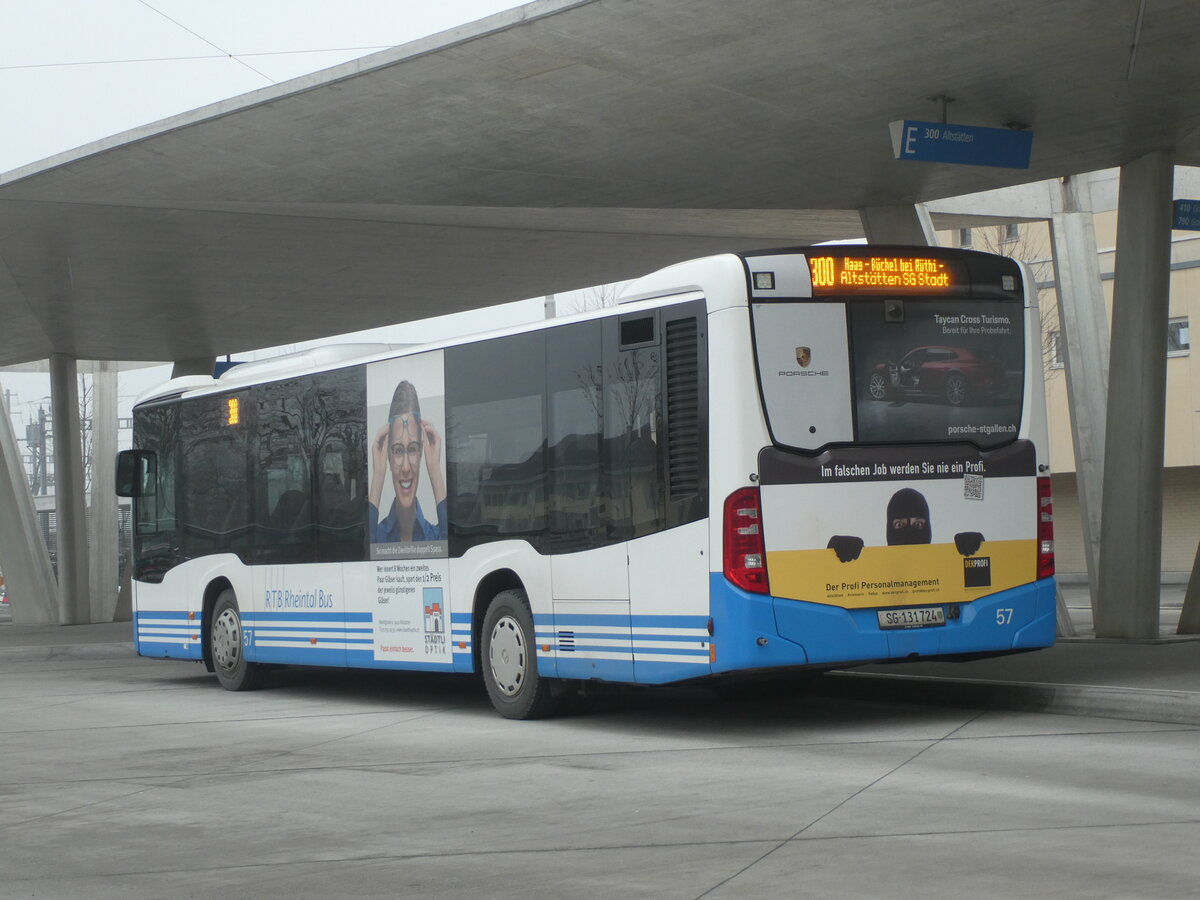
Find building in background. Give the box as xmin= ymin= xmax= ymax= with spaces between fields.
xmin=954 ymin=216 xmax=1197 ymax=581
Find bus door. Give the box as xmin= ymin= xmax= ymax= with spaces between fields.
xmin=547 ymin=318 xmax=634 ymax=682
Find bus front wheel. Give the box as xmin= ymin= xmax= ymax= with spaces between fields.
xmin=210 ymin=589 xmax=265 ymax=691
xmin=481 ymin=589 xmax=558 ymax=719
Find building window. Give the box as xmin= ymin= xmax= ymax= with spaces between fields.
xmin=1168 ymin=317 xmax=1190 ymax=357
xmin=959 ymin=228 xmax=972 ymax=249
xmin=1052 ymin=319 xmax=1188 ymax=367
xmin=1002 ymin=222 xmax=1019 ymax=243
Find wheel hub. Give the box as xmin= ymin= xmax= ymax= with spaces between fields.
xmin=212 ymin=607 xmax=241 ymax=672
xmin=489 ymin=615 xmax=526 ymax=697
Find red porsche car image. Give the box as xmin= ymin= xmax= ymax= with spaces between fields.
xmin=865 ymin=345 xmax=1006 ymax=406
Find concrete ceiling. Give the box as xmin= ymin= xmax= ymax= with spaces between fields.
xmin=3 ymin=0 xmax=1200 ymax=367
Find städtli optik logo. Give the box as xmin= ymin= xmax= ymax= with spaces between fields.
xmin=779 ymin=345 xmax=828 ymax=376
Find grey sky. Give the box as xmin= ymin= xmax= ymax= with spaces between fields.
xmin=1 ymin=1 xmax=525 ymax=174
xmin=2 ymin=1 xmax=539 ymax=427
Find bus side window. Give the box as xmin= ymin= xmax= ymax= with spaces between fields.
xmin=311 ymin=367 xmax=367 ymax=563
xmin=445 ymin=331 xmax=547 ymax=555
xmin=254 ymin=380 xmax=313 ymax=563
xmin=547 ymin=320 xmax=604 ymax=552
xmin=605 ymin=315 xmax=664 ymax=541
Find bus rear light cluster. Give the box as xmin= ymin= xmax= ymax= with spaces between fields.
xmin=724 ymin=487 xmax=769 ymax=594
xmin=1037 ymin=476 xmax=1055 ymax=580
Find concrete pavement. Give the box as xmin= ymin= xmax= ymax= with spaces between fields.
xmin=1 ymin=624 xmax=1198 ymax=898
xmin=834 ymin=583 xmax=1200 ymax=726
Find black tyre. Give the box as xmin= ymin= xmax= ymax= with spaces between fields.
xmin=867 ymin=371 xmax=890 ymax=400
xmin=944 ymin=372 xmax=968 ymax=406
xmin=481 ymin=589 xmax=559 ymax=719
xmin=210 ymin=589 xmax=266 ymax=691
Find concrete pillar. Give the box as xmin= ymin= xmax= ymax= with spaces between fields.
xmin=0 ymin=381 xmax=59 ymax=624
xmin=50 ymin=353 xmax=91 ymax=625
xmin=1048 ymin=176 xmax=1110 ymax=604
xmin=1181 ymin=539 xmax=1200 ymax=633
xmin=858 ymin=204 xmax=937 ymax=245
xmin=1095 ymin=151 xmax=1173 ymax=639
xmin=88 ymin=361 xmax=121 ymax=622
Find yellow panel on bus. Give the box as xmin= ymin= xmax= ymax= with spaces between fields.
xmin=766 ymin=539 xmax=1036 ymax=609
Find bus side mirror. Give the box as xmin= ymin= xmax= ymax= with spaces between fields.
xmin=115 ymin=450 xmax=156 ymax=498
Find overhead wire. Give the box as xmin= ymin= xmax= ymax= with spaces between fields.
xmin=137 ymin=0 xmax=275 ymax=83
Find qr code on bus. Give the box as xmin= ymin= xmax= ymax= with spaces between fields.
xmin=963 ymin=473 xmax=984 ymax=501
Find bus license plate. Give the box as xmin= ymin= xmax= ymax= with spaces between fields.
xmin=877 ymin=606 xmax=946 ymax=630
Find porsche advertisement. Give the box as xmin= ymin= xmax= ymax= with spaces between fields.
xmin=850 ymin=298 xmax=1025 ymax=448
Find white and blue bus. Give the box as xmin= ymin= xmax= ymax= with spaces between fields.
xmin=117 ymin=245 xmax=1056 ymax=718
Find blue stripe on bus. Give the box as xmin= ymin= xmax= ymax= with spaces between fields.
xmin=629 ymin=646 xmax=710 ymax=657
xmin=632 ymin=615 xmax=709 ymax=628
xmin=243 ymin=612 xmax=371 ymax=623
xmin=553 ymin=644 xmax=634 ymax=655
xmin=535 ymin=613 xmax=708 ymax=628
xmin=539 ymin=631 xmax=632 ymax=641
xmin=238 ymin=624 xmax=364 ymax=628
xmin=248 ymin=631 xmax=375 ymax=641
xmin=536 ymin=630 xmax=707 ymax=644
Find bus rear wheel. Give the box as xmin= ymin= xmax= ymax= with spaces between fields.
xmin=481 ymin=589 xmax=558 ymax=719
xmin=210 ymin=589 xmax=265 ymax=691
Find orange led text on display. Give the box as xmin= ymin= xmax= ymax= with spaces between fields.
xmin=808 ymin=256 xmax=955 ymax=291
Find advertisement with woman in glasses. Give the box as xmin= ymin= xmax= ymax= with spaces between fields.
xmin=365 ymin=352 xmax=450 ymax=664
xmin=367 ymin=352 xmax=447 ymax=556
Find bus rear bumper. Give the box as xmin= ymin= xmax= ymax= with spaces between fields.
xmin=709 ymin=575 xmax=1056 ymax=673
xmin=771 ymin=577 xmax=1056 ymax=665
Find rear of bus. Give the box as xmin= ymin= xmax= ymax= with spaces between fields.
xmin=710 ymin=245 xmax=1055 ymax=675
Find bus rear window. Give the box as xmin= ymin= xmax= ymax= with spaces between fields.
xmin=849 ymin=298 xmax=1024 ymax=447
xmin=753 ymin=297 xmax=1025 ymax=451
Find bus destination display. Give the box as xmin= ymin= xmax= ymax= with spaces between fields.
xmin=808 ymin=255 xmax=962 ymax=293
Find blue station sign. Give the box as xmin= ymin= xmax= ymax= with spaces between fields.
xmin=889 ymin=120 xmax=1033 ymax=169
xmin=1173 ymin=200 xmax=1200 ymax=231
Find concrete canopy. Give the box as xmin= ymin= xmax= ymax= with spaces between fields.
xmin=2 ymin=0 xmax=1200 ymax=367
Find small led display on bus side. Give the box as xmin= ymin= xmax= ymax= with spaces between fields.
xmin=808 ymin=255 xmax=967 ymax=294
